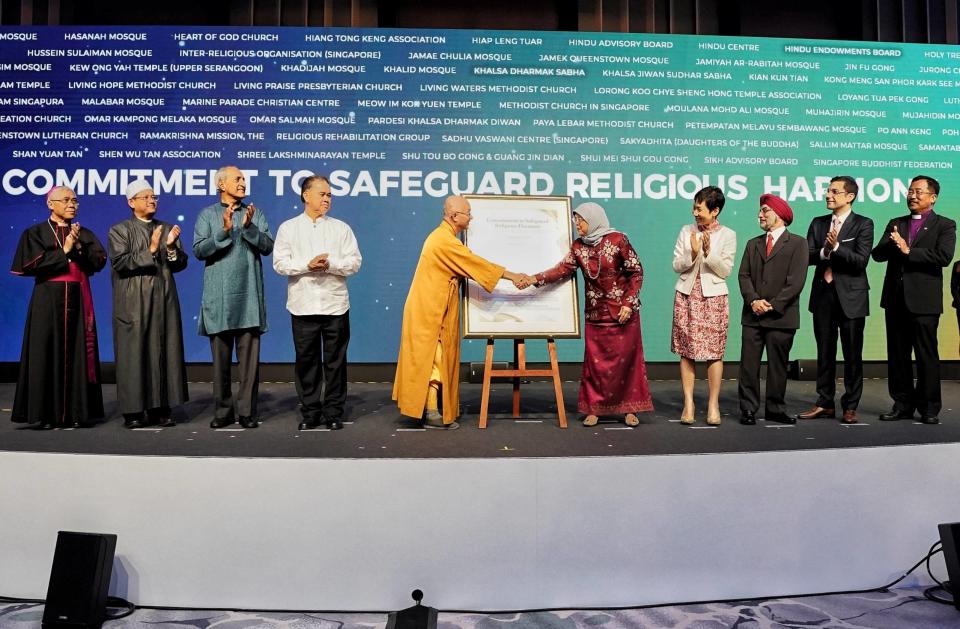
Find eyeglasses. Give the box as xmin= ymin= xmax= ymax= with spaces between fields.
xmin=453 ymin=211 xmax=472 ymax=218
xmin=759 ymin=207 xmax=776 ymax=214
xmin=132 ymin=195 xmax=160 ymax=202
xmin=825 ymin=188 xmax=852 ymax=196
xmin=906 ymin=190 xmax=932 ymax=198
xmin=50 ymin=198 xmax=79 ymax=206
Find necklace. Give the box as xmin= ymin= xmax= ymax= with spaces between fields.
xmin=582 ymin=240 xmax=603 ymax=280
xmin=48 ymin=219 xmax=68 ymax=249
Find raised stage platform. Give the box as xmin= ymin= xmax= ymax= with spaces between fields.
xmin=1 ymin=379 xmax=959 ymax=458
xmin=1 ymin=379 xmax=958 ymax=612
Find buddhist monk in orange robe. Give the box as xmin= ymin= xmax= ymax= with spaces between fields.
xmin=393 ymin=195 xmax=524 ymax=429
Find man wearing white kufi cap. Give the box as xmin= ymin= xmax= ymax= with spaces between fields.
xmin=107 ymin=179 xmax=189 ymax=428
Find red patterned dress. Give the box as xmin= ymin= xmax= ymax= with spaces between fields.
xmin=535 ymin=232 xmax=654 ymax=415
xmin=671 ymin=221 xmax=730 ymax=361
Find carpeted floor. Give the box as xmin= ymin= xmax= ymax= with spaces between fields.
xmin=1 ymin=585 xmax=958 ymax=627
xmin=1 ymin=379 xmax=958 ymax=459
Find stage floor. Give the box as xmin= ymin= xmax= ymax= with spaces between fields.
xmin=1 ymin=586 xmax=957 ymax=628
xmin=1 ymin=379 xmax=958 ymax=459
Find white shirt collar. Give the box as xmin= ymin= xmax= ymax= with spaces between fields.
xmin=768 ymin=225 xmax=786 ymax=240
xmin=301 ymin=211 xmax=330 ymax=223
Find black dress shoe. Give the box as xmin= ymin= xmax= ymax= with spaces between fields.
xmin=765 ymin=411 xmax=797 ymax=425
xmin=740 ymin=411 xmax=756 ymax=425
xmin=210 ymin=416 xmax=235 ymax=429
xmin=38 ymin=423 xmax=54 ymax=430
xmin=239 ymin=416 xmax=259 ymax=429
xmin=159 ymin=417 xmax=176 ymax=427
xmin=124 ymin=418 xmax=145 ymax=429
xmin=298 ymin=419 xmax=320 ymax=431
xmin=326 ymin=418 xmax=344 ymax=431
xmin=879 ymin=408 xmax=914 ymax=421
xmin=921 ymin=415 xmax=940 ymax=425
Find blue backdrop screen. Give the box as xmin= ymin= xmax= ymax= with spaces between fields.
xmin=1 ymin=27 xmax=958 ymax=363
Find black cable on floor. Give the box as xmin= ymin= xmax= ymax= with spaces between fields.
xmin=923 ymin=584 xmax=954 ymax=606
xmin=0 ymin=594 xmax=135 ymax=618
xmin=926 ymin=544 xmax=947 ymax=589
xmin=0 ymin=541 xmax=950 ymax=617
xmin=104 ymin=596 xmax=136 ymax=620
xmin=921 ymin=546 xmax=955 ymax=607
xmin=0 ymin=596 xmax=42 ymax=604
xmin=445 ymin=541 xmax=949 ymax=615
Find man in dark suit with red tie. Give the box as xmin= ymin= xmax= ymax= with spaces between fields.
xmin=872 ymin=175 xmax=956 ymax=424
xmin=738 ymin=194 xmax=809 ymax=425
xmin=798 ymin=176 xmax=874 ymax=424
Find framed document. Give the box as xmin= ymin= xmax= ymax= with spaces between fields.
xmin=462 ymin=195 xmax=581 ymax=339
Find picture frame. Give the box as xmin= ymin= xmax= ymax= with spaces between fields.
xmin=461 ymin=195 xmax=581 ymax=339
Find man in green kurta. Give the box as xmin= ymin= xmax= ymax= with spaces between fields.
xmin=109 ymin=180 xmax=189 ymax=428
xmin=392 ymin=195 xmax=524 ymax=429
xmin=193 ymin=165 xmax=274 ymax=429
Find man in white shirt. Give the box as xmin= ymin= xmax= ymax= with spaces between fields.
xmin=273 ymin=175 xmax=362 ymax=430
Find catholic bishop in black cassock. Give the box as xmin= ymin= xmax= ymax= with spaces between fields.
xmin=109 ymin=180 xmax=189 ymax=428
xmin=11 ymin=186 xmax=107 ymax=428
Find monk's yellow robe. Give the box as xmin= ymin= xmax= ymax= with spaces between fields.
xmin=392 ymin=222 xmax=504 ymax=424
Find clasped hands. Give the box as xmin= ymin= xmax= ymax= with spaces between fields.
xmin=308 ymin=253 xmax=330 ymax=272
xmin=751 ymin=298 xmax=773 ymax=315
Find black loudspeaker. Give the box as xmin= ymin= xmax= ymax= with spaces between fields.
xmin=42 ymin=531 xmax=117 ymax=628
xmin=938 ymin=522 xmax=960 ymax=610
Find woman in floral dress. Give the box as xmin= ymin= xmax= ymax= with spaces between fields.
xmin=671 ymin=186 xmax=737 ymax=425
xmin=527 ymin=202 xmax=653 ymax=427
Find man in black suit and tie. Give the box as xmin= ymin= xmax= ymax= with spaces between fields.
xmin=798 ymin=176 xmax=874 ymax=424
xmin=738 ymin=194 xmax=809 ymax=425
xmin=872 ymin=175 xmax=956 ymax=424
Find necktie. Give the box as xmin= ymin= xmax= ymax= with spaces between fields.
xmin=824 ymin=217 xmax=840 ymax=283
xmin=765 ymin=233 xmax=773 ymax=257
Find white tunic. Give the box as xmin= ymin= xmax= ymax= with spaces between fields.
xmin=272 ymin=212 xmax=361 ymax=316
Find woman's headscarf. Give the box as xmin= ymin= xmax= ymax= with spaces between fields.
xmin=574 ymin=202 xmax=619 ymax=246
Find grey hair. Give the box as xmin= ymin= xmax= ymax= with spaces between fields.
xmin=215 ymin=165 xmax=240 ymax=185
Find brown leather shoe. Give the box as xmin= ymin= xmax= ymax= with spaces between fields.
xmin=797 ymin=406 xmax=835 ymax=419
xmin=841 ymin=409 xmax=858 ymax=424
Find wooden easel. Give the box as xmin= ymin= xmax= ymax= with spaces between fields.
xmin=478 ymin=338 xmax=567 ymax=428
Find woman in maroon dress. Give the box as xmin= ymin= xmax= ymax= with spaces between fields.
xmin=526 ymin=202 xmax=653 ymax=426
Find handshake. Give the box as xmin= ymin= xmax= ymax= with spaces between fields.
xmin=503 ymin=271 xmax=538 ymax=290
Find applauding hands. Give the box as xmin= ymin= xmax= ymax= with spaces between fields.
xmin=889 ymin=225 xmax=910 ymax=255
xmin=222 ymin=203 xmax=257 ymax=232
xmin=62 ymin=223 xmax=81 ymax=253
xmin=149 ymin=224 xmax=182 ymax=254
